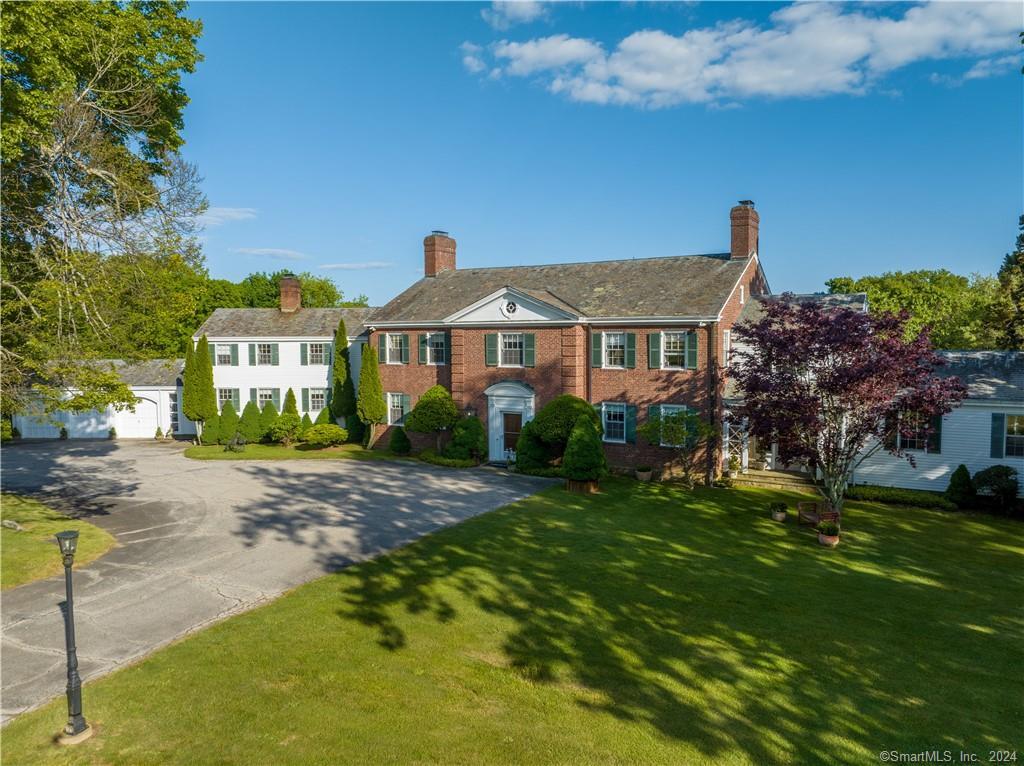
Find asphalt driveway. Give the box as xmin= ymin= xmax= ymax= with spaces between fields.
xmin=0 ymin=441 xmax=552 ymax=723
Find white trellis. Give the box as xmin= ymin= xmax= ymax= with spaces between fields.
xmin=722 ymin=414 xmax=749 ymax=472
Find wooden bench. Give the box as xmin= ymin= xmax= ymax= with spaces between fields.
xmin=797 ymin=500 xmax=840 ymax=528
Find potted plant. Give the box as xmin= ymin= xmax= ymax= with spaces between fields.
xmin=816 ymin=519 xmax=840 ymax=547
xmin=769 ymin=502 xmax=787 ymax=522
xmin=635 ymin=465 xmax=653 ymax=482
xmin=108 ymin=427 xmax=117 ymax=440
xmin=727 ymin=455 xmax=741 ymax=479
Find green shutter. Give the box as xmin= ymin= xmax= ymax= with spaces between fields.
xmin=648 ymin=333 xmax=661 ymax=369
xmin=232 ymin=389 xmax=240 ymax=411
xmin=230 ymin=344 xmax=239 ymax=366
xmin=648 ymin=404 xmax=662 ymax=445
xmin=400 ymin=334 xmax=410 ymax=364
xmin=271 ymin=389 xmax=281 ymax=410
xmin=271 ymin=344 xmax=279 ymax=366
xmin=625 ymin=405 xmax=638 ymax=444
xmin=485 ymin=333 xmax=498 ymax=366
xmin=927 ymin=414 xmax=942 ymax=454
xmin=378 ymin=333 xmax=387 ymax=362
xmin=418 ymin=334 xmax=428 ymax=364
xmin=401 ymin=394 xmax=411 ymax=419
xmin=686 ymin=331 xmax=698 ymax=369
xmin=991 ymin=413 xmax=1006 ymax=459
xmin=325 ymin=386 xmax=332 ymax=407
xmin=523 ymin=334 xmax=535 ymax=367
xmin=324 ymin=343 xmax=332 ymax=363
xmin=302 ymin=388 xmax=309 ymax=411
xmin=208 ymin=344 xmax=216 ymax=367
xmin=443 ymin=333 xmax=450 ymax=363
xmin=591 ymin=333 xmax=603 ymax=368
xmin=248 ymin=344 xmax=256 ymax=366
xmin=595 ymin=403 xmax=603 ymax=437
xmin=300 ymin=343 xmax=308 ymax=366
xmin=625 ymin=333 xmax=636 ymax=369
xmin=249 ymin=388 xmax=257 ymax=404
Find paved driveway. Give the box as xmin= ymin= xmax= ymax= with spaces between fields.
xmin=0 ymin=441 xmax=551 ymax=723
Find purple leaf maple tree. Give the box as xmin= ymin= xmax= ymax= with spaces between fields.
xmin=732 ymin=295 xmax=967 ymax=512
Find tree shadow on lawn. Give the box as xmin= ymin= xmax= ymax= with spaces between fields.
xmin=328 ymin=480 xmax=1024 ymax=763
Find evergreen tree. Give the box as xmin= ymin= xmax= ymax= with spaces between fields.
xmin=315 ymin=407 xmax=333 ymax=425
xmin=219 ymin=401 xmax=240 ymax=445
xmin=346 ymin=411 xmax=366 ymax=444
xmin=329 ymin=317 xmax=353 ymax=420
xmin=191 ymin=335 xmax=218 ymax=443
xmin=202 ymin=413 xmax=221 ymax=446
xmin=389 ymin=426 xmax=412 ymax=455
xmin=405 ymin=385 xmax=458 ymax=450
xmin=992 ymin=214 xmax=1024 ymax=350
xmin=259 ymin=402 xmax=279 ymax=442
xmin=562 ymin=414 xmax=607 ymax=483
xmin=282 ymin=387 xmax=298 ymax=416
xmin=238 ymin=401 xmax=263 ymax=443
xmin=299 ymin=412 xmax=314 ymax=440
xmin=357 ymin=345 xmax=387 ymax=446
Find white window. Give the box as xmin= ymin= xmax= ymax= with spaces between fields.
xmin=256 ymin=343 xmax=273 ymax=366
xmin=387 ymin=393 xmax=408 ymax=425
xmin=602 ymin=403 xmax=626 ymax=444
xmin=169 ymin=392 xmax=179 ymax=432
xmin=898 ymin=413 xmax=928 ymax=451
xmin=308 ymin=342 xmax=326 ymax=365
xmin=426 ymin=333 xmax=446 ymax=365
xmin=257 ymin=388 xmax=276 ymax=406
xmin=663 ymin=332 xmax=690 ymax=369
xmin=500 ymin=333 xmax=524 ymax=367
xmin=386 ymin=334 xmax=407 ymax=364
xmin=217 ymin=388 xmax=234 ymax=410
xmin=603 ymin=332 xmax=626 ymax=368
xmin=1006 ymin=415 xmax=1024 ymax=458
xmin=216 ymin=344 xmax=232 ymax=366
xmin=659 ymin=404 xmax=690 ymax=447
xmin=722 ymin=330 xmax=732 ymax=367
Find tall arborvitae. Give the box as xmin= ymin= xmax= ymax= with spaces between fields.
xmin=283 ymin=387 xmax=298 ymax=416
xmin=192 ymin=335 xmax=218 ymax=444
xmin=330 ymin=317 xmax=354 ymax=421
xmin=238 ymin=401 xmax=263 ymax=443
xmin=219 ymin=401 xmax=240 ymax=444
xmin=259 ymin=401 xmax=279 ymax=442
xmin=357 ymin=345 xmax=387 ymax=446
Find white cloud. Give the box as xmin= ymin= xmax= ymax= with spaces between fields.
xmin=230 ymin=247 xmax=308 ymax=261
xmin=931 ymin=53 xmax=1020 ymax=86
xmin=461 ymin=42 xmax=486 ymax=74
xmin=481 ymin=1 xmax=547 ymax=31
xmin=468 ymin=2 xmax=1021 ymax=108
xmin=318 ymin=261 xmax=394 ymax=271
xmin=196 ymin=207 xmax=257 ymax=227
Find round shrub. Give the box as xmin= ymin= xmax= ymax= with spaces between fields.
xmin=973 ymin=465 xmax=1019 ymax=512
xmin=562 ymin=414 xmax=606 ymax=482
xmin=444 ymin=416 xmax=486 ymax=462
xmin=944 ymin=464 xmax=975 ymax=508
xmin=1 ymin=420 xmax=14 ymax=442
xmin=269 ymin=413 xmax=302 ymax=446
xmin=531 ymin=395 xmax=601 ymax=446
xmin=219 ymin=401 xmax=240 ymax=445
xmin=303 ymin=424 xmax=348 ymax=449
xmin=405 ymin=385 xmax=458 ymax=440
xmin=389 ymin=426 xmax=412 ymax=455
xmin=514 ymin=420 xmax=551 ymax=472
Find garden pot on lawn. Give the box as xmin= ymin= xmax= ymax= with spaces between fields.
xmin=817 ymin=531 xmax=840 ymax=547
xmin=771 ymin=509 xmax=787 ymax=523
xmin=566 ymin=479 xmax=599 ymax=494
xmin=635 ymin=467 xmax=653 ymax=482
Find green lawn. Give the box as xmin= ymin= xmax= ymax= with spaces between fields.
xmin=1 ymin=494 xmax=117 ymax=590
xmin=184 ymin=443 xmax=399 ymax=461
xmin=3 ymin=480 xmax=1021 ymax=764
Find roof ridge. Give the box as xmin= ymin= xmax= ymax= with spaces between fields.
xmin=443 ymin=252 xmax=733 ymax=273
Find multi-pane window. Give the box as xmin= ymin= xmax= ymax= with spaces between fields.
xmin=386 ymin=334 xmax=407 ymax=364
xmin=663 ymin=332 xmax=688 ymax=369
xmin=722 ymin=330 xmax=732 ymax=367
xmin=899 ymin=414 xmax=928 ymax=451
xmin=256 ymin=343 xmax=273 ymax=365
xmin=216 ymin=344 xmax=232 ymax=365
xmin=427 ymin=333 xmax=446 ymax=365
xmin=309 ymin=388 xmax=327 ymax=412
xmin=1007 ymin=415 xmax=1024 ymax=458
xmin=500 ymin=333 xmax=524 ymax=367
xmin=659 ymin=404 xmax=690 ymax=447
xmin=169 ymin=392 xmax=179 ymax=433
xmin=257 ymin=388 xmax=276 ymax=406
xmin=388 ymin=393 xmax=408 ymax=425
xmin=308 ymin=343 xmax=326 ymax=365
xmin=602 ymin=403 xmax=626 ymax=443
xmin=217 ymin=388 xmax=234 ymax=410
xmin=604 ymin=332 xmax=625 ymax=368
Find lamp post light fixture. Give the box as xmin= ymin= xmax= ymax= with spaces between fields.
xmin=55 ymin=530 xmax=92 ymax=744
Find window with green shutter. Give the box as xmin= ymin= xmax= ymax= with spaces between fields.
xmin=270 ymin=343 xmax=279 ymax=366
xmin=249 ymin=388 xmax=257 ymax=403
xmin=592 ymin=333 xmax=603 ymax=368
xmin=378 ymin=333 xmax=386 ymax=362
xmin=484 ymin=333 xmax=498 ymax=366
xmin=418 ymin=334 xmax=428 ymax=364
xmin=625 ymin=333 xmax=636 ymax=369
xmin=248 ymin=344 xmax=256 ymax=366
xmin=300 ymin=343 xmax=308 ymax=366
xmin=625 ymin=404 xmax=637 ymax=444
xmin=230 ymin=344 xmax=239 ymax=366
xmin=231 ymin=389 xmax=240 ymax=412
xmin=523 ymin=333 xmax=535 ymax=367
xmin=301 ymin=388 xmax=309 ymax=411
xmin=648 ymin=332 xmax=661 ymax=369
xmin=685 ymin=331 xmax=698 ymax=369
xmin=991 ymin=413 xmax=1006 ymax=459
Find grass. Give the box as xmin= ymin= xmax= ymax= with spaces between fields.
xmin=184 ymin=442 xmax=399 ymax=461
xmin=1 ymin=494 xmax=117 ymax=590
xmin=3 ymin=480 xmax=1022 ymax=764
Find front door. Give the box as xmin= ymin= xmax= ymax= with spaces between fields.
xmin=503 ymin=412 xmax=522 ymax=454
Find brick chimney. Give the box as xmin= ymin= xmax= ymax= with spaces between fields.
xmin=424 ymin=230 xmax=456 ymax=277
xmin=730 ymin=200 xmax=759 ymax=259
xmin=279 ymin=273 xmax=301 ymax=312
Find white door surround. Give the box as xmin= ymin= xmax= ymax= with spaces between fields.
xmin=485 ymin=380 xmax=536 ymax=463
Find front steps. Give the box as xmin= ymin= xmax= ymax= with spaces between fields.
xmin=732 ymin=469 xmax=816 ymax=492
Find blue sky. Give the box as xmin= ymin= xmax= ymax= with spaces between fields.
xmin=181 ymin=1 xmax=1023 ymax=306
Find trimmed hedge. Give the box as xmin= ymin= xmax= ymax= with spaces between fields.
xmin=303 ymin=424 xmax=348 ymax=448
xmin=444 ymin=415 xmax=486 ymax=462
xmin=846 ymin=484 xmax=957 ymax=511
xmin=419 ymin=448 xmax=476 ymax=469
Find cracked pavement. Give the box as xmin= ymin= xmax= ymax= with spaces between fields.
xmin=1 ymin=441 xmax=551 ymax=724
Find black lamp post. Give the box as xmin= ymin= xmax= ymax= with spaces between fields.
xmin=55 ymin=530 xmax=90 ymax=742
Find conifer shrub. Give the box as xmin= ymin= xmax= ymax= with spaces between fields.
xmin=299 ymin=413 xmax=314 ymax=441
xmin=314 ymin=407 xmax=333 ymax=426
xmin=514 ymin=420 xmax=551 ymax=472
xmin=202 ymin=414 xmax=220 ymax=446
xmin=944 ymin=464 xmax=976 ymax=509
xmin=238 ymin=401 xmax=263 ymax=443
xmin=108 ymin=427 xmax=117 ymax=440
xmin=269 ymin=413 xmax=302 ymax=446
xmin=405 ymin=385 xmax=458 ymax=449
xmin=303 ymin=424 xmax=348 ymax=449
xmin=973 ymin=465 xmax=1020 ymax=514
xmin=346 ymin=412 xmax=366 ymax=444
xmin=531 ymin=395 xmax=601 ymax=446
xmin=219 ymin=401 xmax=240 ymax=445
xmin=259 ymin=402 xmax=279 ymax=442
xmin=282 ymin=388 xmax=299 ymax=416
xmin=59 ymin=426 xmax=68 ymax=440
xmin=389 ymin=426 xmax=412 ymax=455
xmin=444 ymin=416 xmax=487 ymax=462
xmin=562 ymin=414 xmax=607 ymax=482
xmin=154 ymin=426 xmax=163 ymax=440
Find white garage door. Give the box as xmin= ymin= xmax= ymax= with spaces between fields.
xmin=14 ymin=413 xmax=62 ymax=439
xmin=66 ymin=409 xmax=113 ymax=438
xmin=113 ymin=397 xmax=160 ymax=438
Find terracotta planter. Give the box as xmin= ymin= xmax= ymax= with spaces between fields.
xmin=566 ymin=479 xmax=599 ymax=494
xmin=635 ymin=469 xmax=653 ymax=482
xmin=771 ymin=510 xmax=787 ymax=522
xmin=817 ymin=532 xmax=840 ymax=548
xmin=728 ymin=470 xmax=739 ymax=479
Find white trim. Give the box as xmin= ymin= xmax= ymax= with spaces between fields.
xmin=424 ymin=331 xmax=447 ymax=366
xmin=195 ymin=335 xmax=366 ymax=343
xmin=660 ymin=330 xmax=696 ymax=371
xmin=386 ymin=392 xmax=407 ymax=425
xmin=715 ymin=254 xmax=763 ymax=322
xmin=601 ymin=331 xmax=626 ymax=370
xmin=384 ymin=333 xmax=407 ymax=365
xmin=497 ymin=332 xmax=525 ymax=368
xmin=370 ymin=317 xmax=719 ymax=329
xmin=601 ymin=401 xmax=627 ymax=444
xmin=442 ymin=286 xmax=578 ymax=323
xmin=658 ymin=403 xmax=691 ymax=447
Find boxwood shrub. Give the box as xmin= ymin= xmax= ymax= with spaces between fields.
xmin=419 ymin=448 xmax=475 ymax=469
xmin=845 ymin=484 xmax=956 ymax=511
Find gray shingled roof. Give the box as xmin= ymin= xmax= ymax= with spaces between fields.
xmin=194 ymin=307 xmax=376 ymax=339
xmin=370 ymin=254 xmax=751 ymax=322
xmin=937 ymin=351 xmax=1024 ymax=402
xmin=96 ymin=358 xmax=183 ymax=387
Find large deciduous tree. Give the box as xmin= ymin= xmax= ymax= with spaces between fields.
xmin=237 ymin=271 xmax=368 ymax=309
xmin=732 ymin=296 xmax=967 ymax=513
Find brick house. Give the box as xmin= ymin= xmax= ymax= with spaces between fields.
xmin=368 ymin=201 xmax=771 ymax=475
